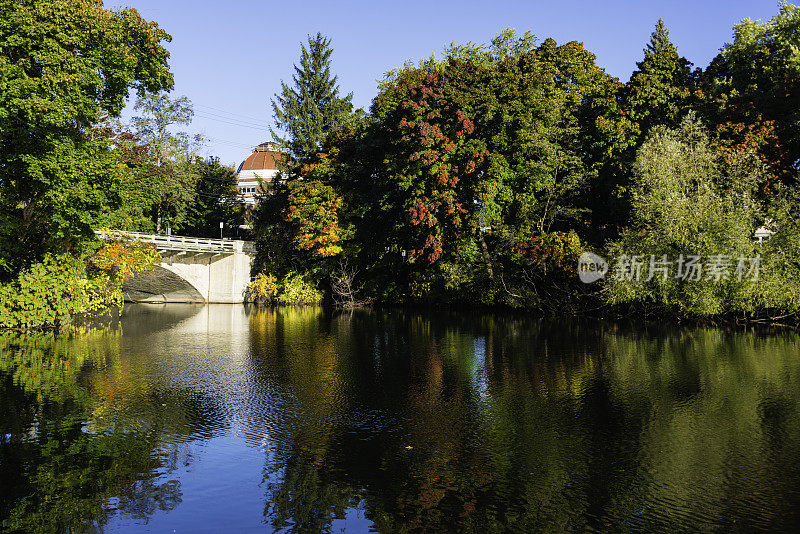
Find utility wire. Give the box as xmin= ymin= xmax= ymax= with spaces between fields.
xmin=195 ymin=103 xmax=272 ymax=124
xmin=194 ymin=109 xmax=271 ymax=129
xmin=209 ymin=137 xmax=259 ymax=149
xmin=194 ymin=112 xmax=270 ymax=131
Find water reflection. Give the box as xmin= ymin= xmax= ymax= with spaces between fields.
xmin=2 ymin=306 xmax=800 ymax=532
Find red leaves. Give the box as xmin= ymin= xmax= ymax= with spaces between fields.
xmin=422 ymin=150 xmax=440 ymax=166
xmin=409 ymin=201 xmax=436 ymax=227
xmin=423 ymin=233 xmax=444 ymax=262
xmin=394 ymin=67 xmax=491 ymax=264
xmin=455 ymin=110 xmax=475 ymax=135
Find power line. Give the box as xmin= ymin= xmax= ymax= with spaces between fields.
xmin=194 ymin=109 xmax=271 ymax=129
xmin=187 ymin=104 xmax=276 ymax=155
xmin=194 ymin=112 xmax=270 ymax=131
xmin=209 ymin=137 xmax=258 ymax=149
xmin=195 ymin=103 xmax=272 ymax=124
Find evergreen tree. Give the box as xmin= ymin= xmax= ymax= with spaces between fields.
xmin=623 ymin=19 xmax=695 ymax=139
xmin=270 ymin=33 xmax=354 ymax=170
xmin=646 ymin=18 xmax=673 ymax=55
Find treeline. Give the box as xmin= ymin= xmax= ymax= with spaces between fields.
xmin=254 ymin=6 xmax=800 ymax=320
xmin=0 ymin=0 xmax=243 ymax=329
xmin=3 ymin=1 xmax=800 ymax=326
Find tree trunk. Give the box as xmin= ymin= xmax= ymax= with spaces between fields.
xmin=156 ymin=154 xmax=163 ymax=233
xmin=479 ymin=232 xmax=494 ymax=281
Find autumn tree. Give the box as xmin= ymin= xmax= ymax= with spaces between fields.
xmin=330 ymin=32 xmax=625 ymax=303
xmin=283 ymin=180 xmax=347 ymax=258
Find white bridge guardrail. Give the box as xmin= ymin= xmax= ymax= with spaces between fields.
xmin=95 ymin=230 xmax=254 ymax=254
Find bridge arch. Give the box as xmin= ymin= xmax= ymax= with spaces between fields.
xmin=123 ymin=265 xmax=206 ymax=303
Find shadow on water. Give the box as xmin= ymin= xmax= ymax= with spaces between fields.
xmin=119 ymin=303 xmax=207 ymax=336
xmin=2 ymin=306 xmax=800 ymax=532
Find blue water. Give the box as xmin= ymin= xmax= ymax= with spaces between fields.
xmin=2 ymin=304 xmax=800 ymax=532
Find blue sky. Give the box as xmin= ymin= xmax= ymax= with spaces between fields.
xmin=114 ymin=0 xmax=781 ymax=167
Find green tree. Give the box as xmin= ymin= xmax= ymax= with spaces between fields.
xmin=104 ymin=127 xmax=164 ymax=232
xmin=646 ymin=18 xmax=672 ymax=55
xmin=593 ymin=18 xmax=698 ymax=232
xmin=0 ymin=0 xmax=173 ymax=278
xmin=623 ymin=19 xmax=696 ymax=139
xmin=607 ymin=114 xmax=767 ymax=317
xmin=700 ymin=2 xmax=800 ymax=184
xmin=131 ymin=92 xmax=203 ymax=232
xmin=181 ymin=157 xmax=244 ymax=238
xmin=271 ymin=32 xmax=354 ymax=170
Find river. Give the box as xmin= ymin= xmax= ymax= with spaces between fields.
xmin=2 ymin=304 xmax=800 ymax=532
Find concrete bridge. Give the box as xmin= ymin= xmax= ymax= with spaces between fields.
xmin=99 ymin=231 xmax=256 ymax=303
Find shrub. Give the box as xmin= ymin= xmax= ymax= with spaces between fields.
xmin=276 ymin=272 xmax=322 ymax=305
xmin=89 ymin=238 xmax=158 ymax=283
xmin=512 ymin=230 xmax=584 ymax=277
xmin=247 ymin=272 xmax=322 ymax=305
xmin=247 ymin=273 xmax=279 ymax=305
xmin=0 ymin=240 xmax=158 ymax=331
xmin=0 ymin=255 xmax=106 ymax=330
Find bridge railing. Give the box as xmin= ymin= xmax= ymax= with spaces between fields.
xmin=95 ymin=230 xmax=253 ymax=254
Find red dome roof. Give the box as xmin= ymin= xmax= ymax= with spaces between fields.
xmin=237 ymin=143 xmax=284 ymax=173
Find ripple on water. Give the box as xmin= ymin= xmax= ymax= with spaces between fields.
xmin=4 ymin=307 xmax=800 ymax=532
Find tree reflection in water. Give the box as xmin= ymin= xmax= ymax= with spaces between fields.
xmin=251 ymin=309 xmax=800 ymax=533
xmin=0 ymin=330 xmax=218 ymax=533
xmin=2 ymin=309 xmax=800 ymax=532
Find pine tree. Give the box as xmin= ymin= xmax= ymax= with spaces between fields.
xmin=646 ymin=18 xmax=674 ymax=55
xmin=271 ymin=33 xmax=353 ymax=170
xmin=624 ymin=19 xmax=695 ymax=137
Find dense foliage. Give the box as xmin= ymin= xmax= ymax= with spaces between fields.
xmin=255 ymin=9 xmax=800 ymax=320
xmin=606 ymin=114 xmax=773 ymax=317
xmin=0 ymin=0 xmax=173 ymax=278
xmin=0 ymin=240 xmax=157 ymax=330
xmin=4 ymin=1 xmax=800 ymax=321
xmin=0 ymin=2 xmax=247 ymax=327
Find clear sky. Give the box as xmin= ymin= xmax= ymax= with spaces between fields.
xmin=113 ymin=0 xmax=781 ymax=168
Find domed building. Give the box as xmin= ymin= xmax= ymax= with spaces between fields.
xmin=236 ymin=142 xmax=285 ymax=205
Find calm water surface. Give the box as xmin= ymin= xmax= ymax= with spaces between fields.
xmin=2 ymin=305 xmax=800 ymax=532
